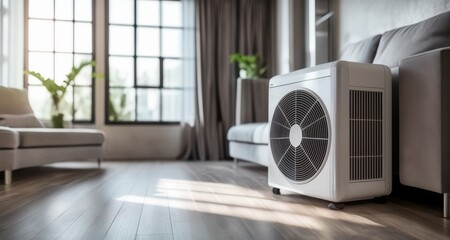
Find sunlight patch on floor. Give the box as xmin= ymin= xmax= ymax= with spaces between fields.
xmin=116 ymin=178 xmax=384 ymax=229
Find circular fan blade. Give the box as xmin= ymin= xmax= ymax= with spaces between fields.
xmin=270 ymin=90 xmax=330 ymax=183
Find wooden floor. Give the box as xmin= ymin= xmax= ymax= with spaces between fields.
xmin=0 ymin=161 xmax=449 ymax=240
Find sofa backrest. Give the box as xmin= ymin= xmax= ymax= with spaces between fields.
xmin=373 ymin=11 xmax=450 ymax=68
xmin=338 ymin=34 xmax=381 ymax=63
xmin=0 ymin=86 xmax=43 ymax=128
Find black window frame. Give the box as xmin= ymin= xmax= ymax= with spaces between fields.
xmin=24 ymin=0 xmax=97 ymax=124
xmin=105 ymin=0 xmax=183 ymax=125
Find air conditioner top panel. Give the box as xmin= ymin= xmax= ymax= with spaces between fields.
xmin=270 ymin=61 xmax=336 ymax=88
xmin=270 ymin=60 xmax=389 ymax=89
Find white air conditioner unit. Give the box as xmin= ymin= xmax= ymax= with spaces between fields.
xmin=268 ymin=61 xmax=392 ymax=207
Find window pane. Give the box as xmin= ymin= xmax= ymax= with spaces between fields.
xmin=137 ymin=0 xmax=159 ymax=26
xmin=75 ymin=0 xmax=92 ymax=21
xmin=28 ymin=52 xmax=54 ymax=84
xmin=27 ymin=0 xmax=94 ymax=123
xmin=28 ymin=20 xmax=53 ymax=51
xmin=162 ymin=89 xmax=182 ymax=121
xmin=109 ymin=88 xmax=136 ymax=121
xmin=55 ymin=0 xmax=73 ymax=20
xmin=109 ymin=57 xmax=134 ymax=87
xmin=163 ymin=59 xmax=182 ymax=88
xmin=137 ymin=58 xmax=159 ymax=86
xmin=109 ymin=25 xmax=134 ymax=55
xmin=107 ymin=0 xmax=188 ymax=123
xmin=162 ymin=29 xmax=181 ymax=57
xmin=29 ymin=0 xmax=53 ymax=19
xmin=28 ymin=85 xmax=52 ymax=120
xmin=162 ymin=1 xmax=181 ymax=27
xmin=74 ymin=86 xmax=92 ymax=121
xmin=137 ymin=89 xmax=160 ymax=121
xmin=137 ymin=27 xmax=159 ymax=56
xmin=74 ymin=54 xmax=93 ymax=85
xmin=109 ymin=0 xmax=134 ymax=24
xmin=74 ymin=22 xmax=92 ymax=53
xmin=55 ymin=21 xmax=74 ymax=52
xmin=55 ymin=53 xmax=73 ymax=85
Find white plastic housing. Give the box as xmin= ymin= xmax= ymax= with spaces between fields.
xmin=268 ymin=61 xmax=392 ymax=202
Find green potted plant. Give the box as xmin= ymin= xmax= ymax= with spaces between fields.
xmin=25 ymin=61 xmax=101 ymax=128
xmin=108 ymin=92 xmax=132 ymax=121
xmin=229 ymin=53 xmax=267 ymax=79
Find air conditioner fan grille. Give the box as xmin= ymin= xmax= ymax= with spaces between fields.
xmin=270 ymin=90 xmax=330 ymax=182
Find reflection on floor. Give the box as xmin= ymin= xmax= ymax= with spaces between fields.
xmin=0 ymin=161 xmax=449 ymax=240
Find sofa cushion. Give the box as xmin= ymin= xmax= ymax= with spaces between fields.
xmin=0 ymin=127 xmax=19 ymax=149
xmin=15 ymin=128 xmax=105 ymax=148
xmin=227 ymin=123 xmax=269 ymax=144
xmin=373 ymin=11 xmax=450 ymax=67
xmin=0 ymin=113 xmax=43 ymax=128
xmin=0 ymin=86 xmax=35 ymax=115
xmin=339 ymin=35 xmax=381 ymax=63
xmin=0 ymin=86 xmax=43 ymax=128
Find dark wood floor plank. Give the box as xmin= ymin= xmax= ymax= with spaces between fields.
xmin=0 ymin=161 xmax=449 ymax=240
xmin=135 ymin=233 xmax=174 ymax=240
xmin=103 ymin=162 xmax=151 ymax=240
xmin=0 ymin=167 xmax=115 ymax=240
xmin=32 ymin=164 xmax=134 ymax=240
xmin=137 ymin=163 xmax=173 ymax=236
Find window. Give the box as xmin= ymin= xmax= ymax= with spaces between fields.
xmin=107 ymin=0 xmax=183 ymax=123
xmin=0 ymin=0 xmax=8 ymax=85
xmin=26 ymin=0 xmax=95 ymax=122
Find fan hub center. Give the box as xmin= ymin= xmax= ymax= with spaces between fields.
xmin=289 ymin=124 xmax=303 ymax=147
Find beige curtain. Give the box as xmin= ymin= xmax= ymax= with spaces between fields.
xmin=194 ymin=0 xmax=275 ymax=160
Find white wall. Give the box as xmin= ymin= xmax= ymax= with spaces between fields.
xmin=333 ymin=0 xmax=450 ymax=56
xmin=93 ymin=0 xmax=188 ymax=160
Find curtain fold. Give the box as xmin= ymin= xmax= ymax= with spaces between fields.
xmin=194 ymin=0 xmax=275 ymax=161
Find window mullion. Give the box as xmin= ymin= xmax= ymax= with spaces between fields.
xmin=159 ymin=0 xmax=163 ymax=122
xmin=72 ymin=0 xmax=76 ymax=121
xmin=134 ymin=0 xmax=138 ymax=122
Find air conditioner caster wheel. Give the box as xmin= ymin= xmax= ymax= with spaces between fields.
xmin=328 ymin=203 xmax=344 ymax=210
xmin=272 ymin=187 xmax=281 ymax=195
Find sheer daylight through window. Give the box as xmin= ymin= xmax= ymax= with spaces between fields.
xmin=26 ymin=0 xmax=94 ymax=122
xmin=107 ymin=0 xmax=185 ymax=123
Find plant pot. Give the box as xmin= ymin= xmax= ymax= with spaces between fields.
xmin=51 ymin=113 xmax=64 ymax=128
xmin=239 ymin=69 xmax=247 ymax=79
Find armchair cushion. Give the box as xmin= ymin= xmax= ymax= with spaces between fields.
xmin=16 ymin=128 xmax=105 ymax=148
xmin=0 ymin=113 xmax=43 ymax=128
xmin=0 ymin=127 xmax=19 ymax=149
xmin=0 ymin=86 xmax=35 ymax=115
xmin=227 ymin=123 xmax=269 ymax=145
xmin=0 ymin=86 xmax=44 ymax=128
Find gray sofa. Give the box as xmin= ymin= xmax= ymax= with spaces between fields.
xmin=227 ymin=11 xmax=450 ymax=216
xmin=0 ymin=86 xmax=105 ymax=185
xmin=227 ymin=78 xmax=269 ymax=166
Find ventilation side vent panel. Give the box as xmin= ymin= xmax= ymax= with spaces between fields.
xmin=349 ymin=90 xmax=383 ymax=181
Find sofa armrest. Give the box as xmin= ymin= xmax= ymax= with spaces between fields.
xmin=399 ymin=47 xmax=450 ymax=193
xmin=0 ymin=127 xmax=19 ymax=149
